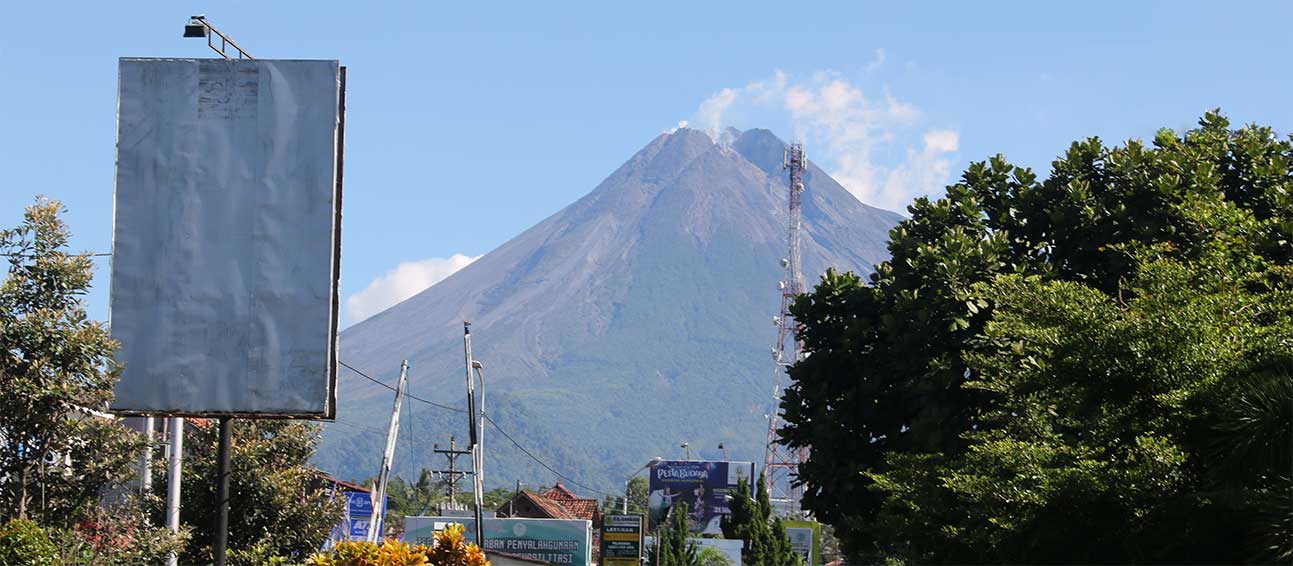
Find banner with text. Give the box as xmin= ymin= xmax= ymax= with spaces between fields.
xmin=647 ymin=460 xmax=754 ymax=534
xmin=601 ymin=514 xmax=643 ymax=566
xmin=404 ymin=516 xmax=592 ymax=566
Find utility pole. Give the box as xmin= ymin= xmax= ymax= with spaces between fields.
xmin=463 ymin=322 xmax=486 ymax=546
xmin=509 ymin=480 xmax=524 ymax=516
xmin=433 ymin=437 xmax=472 ymax=504
xmin=369 ymin=360 xmax=409 ymax=542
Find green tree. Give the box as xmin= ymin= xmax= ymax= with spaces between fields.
xmin=719 ymin=474 xmax=801 ymax=566
xmin=648 ymin=501 xmax=697 ymax=566
xmin=385 ymin=469 xmax=447 ymax=525
xmin=780 ymin=112 xmax=1293 ymax=563
xmin=0 ymin=200 xmax=144 ymax=524
xmin=162 ymin=419 xmax=343 ymax=565
xmin=696 ymin=546 xmax=735 ymax=566
xmin=604 ymin=476 xmax=649 ymax=514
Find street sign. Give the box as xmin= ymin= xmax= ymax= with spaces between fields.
xmin=601 ymin=514 xmax=644 ymax=566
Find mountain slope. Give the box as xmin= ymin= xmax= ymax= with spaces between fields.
xmin=316 ymin=128 xmax=902 ymax=492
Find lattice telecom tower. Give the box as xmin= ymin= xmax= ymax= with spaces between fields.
xmin=764 ymin=142 xmax=808 ymax=514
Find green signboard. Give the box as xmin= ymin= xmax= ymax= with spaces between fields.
xmin=600 ymin=514 xmax=643 ymax=566
xmin=404 ymin=516 xmax=592 ymax=566
xmin=781 ymin=521 xmax=821 ymax=566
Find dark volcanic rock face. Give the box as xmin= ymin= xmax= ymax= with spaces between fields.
xmin=316 ymin=128 xmax=902 ymax=491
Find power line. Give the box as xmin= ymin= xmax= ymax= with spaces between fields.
xmin=339 ymin=359 xmax=615 ymax=499
xmin=330 ymin=418 xmax=388 ymax=437
xmin=484 ymin=413 xmax=615 ymax=499
xmin=338 ymin=360 xmax=465 ymax=414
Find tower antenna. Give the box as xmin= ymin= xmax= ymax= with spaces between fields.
xmin=763 ymin=142 xmax=808 ymax=515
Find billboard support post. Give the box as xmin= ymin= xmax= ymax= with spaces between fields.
xmin=165 ymin=417 xmax=184 ymax=566
xmin=214 ymin=417 xmax=232 ymax=566
xmin=140 ymin=416 xmax=154 ymax=494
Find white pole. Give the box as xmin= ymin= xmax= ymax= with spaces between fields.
xmin=464 ymin=323 xmax=485 ymax=546
xmin=165 ymin=417 xmax=184 ymax=566
xmin=140 ymin=416 xmax=155 ymax=495
xmin=369 ymin=360 xmax=408 ymax=542
xmin=474 ymin=363 xmax=486 ymax=491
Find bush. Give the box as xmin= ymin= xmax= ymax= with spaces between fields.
xmin=0 ymin=519 xmax=57 ymax=566
xmin=307 ymin=523 xmax=489 ymax=566
xmin=49 ymin=501 xmax=190 ymax=565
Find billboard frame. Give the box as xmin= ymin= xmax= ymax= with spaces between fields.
xmin=107 ymin=58 xmax=346 ymax=419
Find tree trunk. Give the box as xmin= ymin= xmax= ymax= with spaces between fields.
xmin=17 ymin=465 xmax=28 ymax=519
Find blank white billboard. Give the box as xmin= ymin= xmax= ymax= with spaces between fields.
xmin=109 ymin=58 xmax=342 ymax=417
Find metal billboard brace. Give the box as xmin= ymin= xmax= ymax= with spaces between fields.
xmin=181 ymin=19 xmax=255 ymax=565
xmin=180 ymin=16 xmax=339 ymax=565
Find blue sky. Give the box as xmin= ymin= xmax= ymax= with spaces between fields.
xmin=3 ymin=1 xmax=1291 ymax=326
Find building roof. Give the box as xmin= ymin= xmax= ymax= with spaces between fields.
xmin=541 ymin=483 xmax=600 ymax=522
xmin=542 ymin=482 xmax=580 ymax=501
xmin=511 ymin=490 xmax=577 ymax=520
xmin=313 ymin=472 xmax=371 ymax=494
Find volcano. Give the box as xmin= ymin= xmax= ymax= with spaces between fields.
xmin=314 ymin=128 xmax=902 ymax=492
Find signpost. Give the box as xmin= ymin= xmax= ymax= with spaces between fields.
xmin=600 ymin=514 xmax=644 ymax=566
xmin=781 ymin=521 xmax=821 ymax=566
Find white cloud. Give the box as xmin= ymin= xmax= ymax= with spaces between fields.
xmin=864 ymin=48 xmax=887 ymax=72
xmin=696 ymin=88 xmax=739 ymax=137
xmin=689 ymin=69 xmax=960 ymax=212
xmin=346 ymin=254 xmax=479 ymax=324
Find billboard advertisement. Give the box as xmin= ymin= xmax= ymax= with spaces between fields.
xmin=404 ymin=517 xmax=592 ymax=566
xmin=647 ymin=460 xmax=754 ymax=534
xmin=600 ymin=514 xmax=643 ymax=566
xmin=109 ymin=58 xmax=344 ymax=417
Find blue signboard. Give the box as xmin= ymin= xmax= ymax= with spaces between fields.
xmin=346 ymin=491 xmax=375 ymax=538
xmin=327 ymin=490 xmax=385 ymax=544
xmin=647 ymin=460 xmax=754 ymax=534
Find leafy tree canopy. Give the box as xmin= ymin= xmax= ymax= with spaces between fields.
xmin=719 ymin=474 xmax=800 ymax=566
xmin=0 ymin=200 xmax=143 ymax=524
xmin=780 ymin=111 xmax=1293 ymax=563
xmin=648 ymin=501 xmax=698 ymax=566
xmin=160 ymin=420 xmax=343 ymax=565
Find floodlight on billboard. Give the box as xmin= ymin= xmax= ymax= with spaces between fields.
xmin=646 ymin=460 xmax=754 ymax=534
xmin=109 ymin=58 xmax=344 ymax=417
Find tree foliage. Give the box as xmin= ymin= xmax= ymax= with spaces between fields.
xmin=697 ymin=546 xmax=735 ymax=566
xmin=603 ymin=476 xmax=649 ymax=514
xmin=160 ymin=420 xmax=343 ymax=565
xmin=0 ymin=518 xmax=57 ymax=566
xmin=780 ymin=111 xmax=1293 ymax=563
xmin=719 ymin=474 xmax=800 ymax=566
xmin=0 ymin=200 xmax=144 ymax=524
xmin=648 ymin=501 xmax=698 ymax=566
